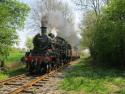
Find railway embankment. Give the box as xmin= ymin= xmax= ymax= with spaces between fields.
xmin=59 ymin=57 xmax=125 ymax=94
xmin=32 ymin=56 xmax=125 ymax=94
xmin=0 ymin=51 xmax=25 ymax=80
xmin=0 ymin=60 xmax=79 ymax=94
xmin=1 ymin=57 xmax=125 ymax=94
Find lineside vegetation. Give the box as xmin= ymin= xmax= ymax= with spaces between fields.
xmin=0 ymin=0 xmax=29 ymax=67
xmin=81 ymin=0 xmax=125 ymax=68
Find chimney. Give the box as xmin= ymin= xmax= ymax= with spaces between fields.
xmin=41 ymin=15 xmax=48 ymax=35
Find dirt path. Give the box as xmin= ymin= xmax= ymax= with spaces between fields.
xmin=31 ymin=60 xmax=80 ymax=94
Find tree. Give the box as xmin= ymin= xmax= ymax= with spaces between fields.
xmin=28 ymin=0 xmax=74 ymax=32
xmin=81 ymin=0 xmax=125 ymax=68
xmin=25 ymin=37 xmax=33 ymax=51
xmin=80 ymin=11 xmax=97 ymax=59
xmin=74 ymin=0 xmax=107 ymax=16
xmin=0 ymin=0 xmax=29 ymax=67
xmin=38 ymin=0 xmax=73 ymax=22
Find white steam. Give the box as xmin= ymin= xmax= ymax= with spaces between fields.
xmin=42 ymin=11 xmax=80 ymax=48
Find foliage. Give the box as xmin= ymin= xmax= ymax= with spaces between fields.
xmin=59 ymin=57 xmax=125 ymax=94
xmin=0 ymin=71 xmax=8 ymax=80
xmin=81 ymin=0 xmax=125 ymax=67
xmin=73 ymin=0 xmax=108 ymax=15
xmin=25 ymin=37 xmax=33 ymax=51
xmin=80 ymin=11 xmax=97 ymax=48
xmin=0 ymin=66 xmax=26 ymax=80
xmin=6 ymin=51 xmax=24 ymax=64
xmin=0 ymin=0 xmax=29 ymax=66
xmin=0 ymin=47 xmax=25 ymax=80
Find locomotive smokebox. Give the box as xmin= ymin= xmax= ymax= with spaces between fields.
xmin=41 ymin=15 xmax=48 ymax=35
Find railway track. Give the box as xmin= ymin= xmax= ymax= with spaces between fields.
xmin=0 ymin=74 xmax=26 ymax=85
xmin=0 ymin=64 xmax=68 ymax=94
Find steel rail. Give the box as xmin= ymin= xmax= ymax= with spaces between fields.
xmin=8 ymin=67 xmax=63 ymax=94
xmin=0 ymin=74 xmax=26 ymax=85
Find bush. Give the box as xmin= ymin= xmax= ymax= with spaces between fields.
xmin=82 ymin=0 xmax=125 ymax=68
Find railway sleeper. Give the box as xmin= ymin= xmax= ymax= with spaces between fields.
xmin=22 ymin=90 xmax=35 ymax=93
xmin=41 ymin=79 xmax=49 ymax=81
xmin=22 ymin=87 xmax=40 ymax=93
xmin=4 ymin=83 xmax=23 ymax=86
xmin=36 ymin=81 xmax=46 ymax=84
xmin=32 ymin=83 xmax=43 ymax=87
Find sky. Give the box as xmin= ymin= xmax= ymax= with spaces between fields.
xmin=17 ymin=0 xmax=82 ymax=48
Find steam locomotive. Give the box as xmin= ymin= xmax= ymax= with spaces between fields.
xmin=23 ymin=26 xmax=79 ymax=74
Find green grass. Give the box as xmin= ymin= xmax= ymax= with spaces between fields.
xmin=0 ymin=66 xmax=26 ymax=80
xmin=0 ymin=71 xmax=8 ymax=80
xmin=59 ymin=57 xmax=125 ymax=94
xmin=0 ymin=52 xmax=26 ymax=80
xmin=6 ymin=52 xmax=24 ymax=64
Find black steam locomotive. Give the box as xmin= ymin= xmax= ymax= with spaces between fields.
xmin=24 ymin=26 xmax=79 ymax=74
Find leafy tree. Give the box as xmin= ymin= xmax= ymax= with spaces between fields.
xmin=0 ymin=0 xmax=29 ymax=67
xmin=25 ymin=37 xmax=33 ymax=51
xmin=81 ymin=11 xmax=96 ymax=46
xmin=81 ymin=0 xmax=125 ymax=68
xmin=74 ymin=0 xmax=107 ymax=15
xmin=80 ymin=11 xmax=97 ymax=59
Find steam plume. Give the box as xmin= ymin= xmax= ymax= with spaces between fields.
xmin=42 ymin=11 xmax=80 ymax=48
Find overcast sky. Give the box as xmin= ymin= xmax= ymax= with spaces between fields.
xmin=17 ymin=0 xmax=82 ymax=48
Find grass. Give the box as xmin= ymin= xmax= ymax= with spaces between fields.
xmin=59 ymin=57 xmax=125 ymax=94
xmin=6 ymin=52 xmax=24 ymax=64
xmin=0 ymin=52 xmax=26 ymax=80
xmin=0 ymin=66 xmax=26 ymax=80
xmin=0 ymin=71 xmax=8 ymax=80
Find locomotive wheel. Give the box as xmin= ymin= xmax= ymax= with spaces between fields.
xmin=35 ymin=62 xmax=43 ymax=74
xmin=42 ymin=63 xmax=49 ymax=74
xmin=56 ymin=57 xmax=60 ymax=68
xmin=27 ymin=62 xmax=31 ymax=73
xmin=46 ymin=64 xmax=49 ymax=73
xmin=51 ymin=62 xmax=55 ymax=70
xmin=61 ymin=59 xmax=64 ymax=66
xmin=48 ymin=63 xmax=52 ymax=72
xmin=28 ymin=62 xmax=34 ymax=74
xmin=50 ymin=63 xmax=53 ymax=71
xmin=40 ymin=65 xmax=44 ymax=74
xmin=47 ymin=63 xmax=52 ymax=73
xmin=38 ymin=63 xmax=45 ymax=74
xmin=26 ymin=62 xmax=29 ymax=71
xmin=42 ymin=63 xmax=47 ymax=74
xmin=53 ymin=62 xmax=57 ymax=70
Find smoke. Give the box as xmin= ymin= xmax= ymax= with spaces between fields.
xmin=42 ymin=11 xmax=80 ymax=48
